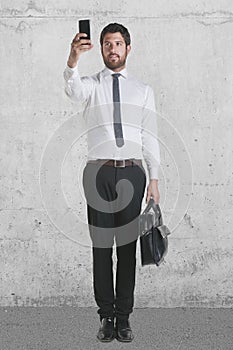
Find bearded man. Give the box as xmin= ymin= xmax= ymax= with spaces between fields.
xmin=64 ymin=22 xmax=160 ymax=343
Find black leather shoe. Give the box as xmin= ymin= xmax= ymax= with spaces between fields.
xmin=115 ymin=319 xmax=134 ymax=342
xmin=97 ymin=317 xmax=115 ymax=342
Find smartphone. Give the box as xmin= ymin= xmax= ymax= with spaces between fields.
xmin=78 ymin=19 xmax=91 ymax=41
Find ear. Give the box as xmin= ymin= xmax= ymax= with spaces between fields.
xmin=127 ymin=45 xmax=131 ymax=54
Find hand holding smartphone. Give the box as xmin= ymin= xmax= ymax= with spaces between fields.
xmin=67 ymin=19 xmax=92 ymax=68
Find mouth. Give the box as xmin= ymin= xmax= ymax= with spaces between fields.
xmin=109 ymin=54 xmax=119 ymax=60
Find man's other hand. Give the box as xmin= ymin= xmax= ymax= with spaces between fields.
xmin=146 ymin=179 xmax=160 ymax=204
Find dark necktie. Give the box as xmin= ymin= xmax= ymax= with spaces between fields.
xmin=112 ymin=73 xmax=124 ymax=147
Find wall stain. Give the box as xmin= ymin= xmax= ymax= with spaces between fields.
xmin=183 ymin=213 xmax=194 ymax=228
xmin=1 ymin=8 xmax=233 ymax=20
xmin=16 ymin=21 xmax=31 ymax=32
xmin=9 ymin=294 xmax=94 ymax=307
xmin=6 ymin=291 xmax=233 ymax=307
xmin=25 ymin=0 xmax=45 ymax=15
xmin=196 ymin=18 xmax=233 ymax=26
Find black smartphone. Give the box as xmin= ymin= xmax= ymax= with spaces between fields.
xmin=78 ymin=19 xmax=91 ymax=40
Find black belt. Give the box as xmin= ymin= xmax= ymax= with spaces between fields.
xmin=87 ymin=159 xmax=142 ymax=168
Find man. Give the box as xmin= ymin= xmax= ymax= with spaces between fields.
xmin=63 ymin=23 xmax=160 ymax=343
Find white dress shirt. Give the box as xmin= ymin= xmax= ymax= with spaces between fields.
xmin=63 ymin=65 xmax=160 ymax=179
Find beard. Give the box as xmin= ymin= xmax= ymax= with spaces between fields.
xmin=102 ymin=50 xmax=128 ymax=70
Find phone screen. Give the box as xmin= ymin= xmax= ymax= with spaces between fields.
xmin=78 ymin=19 xmax=91 ymax=40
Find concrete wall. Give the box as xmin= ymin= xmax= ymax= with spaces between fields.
xmin=1 ymin=1 xmax=233 ymax=307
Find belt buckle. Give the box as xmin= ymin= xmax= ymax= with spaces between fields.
xmin=114 ymin=159 xmax=126 ymax=168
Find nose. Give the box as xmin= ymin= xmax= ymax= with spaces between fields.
xmin=109 ymin=43 xmax=117 ymax=52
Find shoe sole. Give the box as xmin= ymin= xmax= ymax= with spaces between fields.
xmin=116 ymin=335 xmax=134 ymax=343
xmin=97 ymin=337 xmax=115 ymax=342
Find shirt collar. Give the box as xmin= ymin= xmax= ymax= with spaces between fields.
xmin=101 ymin=66 xmax=128 ymax=79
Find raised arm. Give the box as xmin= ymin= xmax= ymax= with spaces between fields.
xmin=63 ymin=33 xmax=94 ymax=103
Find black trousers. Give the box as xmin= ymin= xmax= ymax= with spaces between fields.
xmin=82 ymin=161 xmax=146 ymax=320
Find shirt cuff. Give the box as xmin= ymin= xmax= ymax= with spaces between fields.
xmin=66 ymin=64 xmax=77 ymax=72
xmin=148 ymin=166 xmax=159 ymax=180
xmin=63 ymin=65 xmax=79 ymax=81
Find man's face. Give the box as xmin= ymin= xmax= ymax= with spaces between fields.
xmin=101 ymin=32 xmax=131 ymax=71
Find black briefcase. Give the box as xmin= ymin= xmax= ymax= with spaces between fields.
xmin=139 ymin=198 xmax=171 ymax=266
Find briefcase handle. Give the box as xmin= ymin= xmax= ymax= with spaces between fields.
xmin=143 ymin=198 xmax=160 ymax=214
xmin=142 ymin=198 xmax=163 ymax=226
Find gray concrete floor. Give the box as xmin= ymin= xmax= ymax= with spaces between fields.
xmin=0 ymin=307 xmax=233 ymax=350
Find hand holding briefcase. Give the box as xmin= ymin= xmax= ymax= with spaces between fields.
xmin=139 ymin=198 xmax=171 ymax=266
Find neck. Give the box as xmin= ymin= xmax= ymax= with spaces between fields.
xmin=106 ymin=65 xmax=126 ymax=73
xmin=113 ymin=66 xmax=125 ymax=72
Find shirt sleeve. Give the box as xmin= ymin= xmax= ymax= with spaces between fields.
xmin=141 ymin=85 xmax=160 ymax=180
xmin=63 ymin=65 xmax=94 ymax=104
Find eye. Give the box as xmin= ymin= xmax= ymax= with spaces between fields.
xmin=116 ymin=42 xmax=122 ymax=46
xmin=104 ymin=42 xmax=111 ymax=47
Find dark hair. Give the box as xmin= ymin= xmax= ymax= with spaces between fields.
xmin=100 ymin=23 xmax=131 ymax=46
